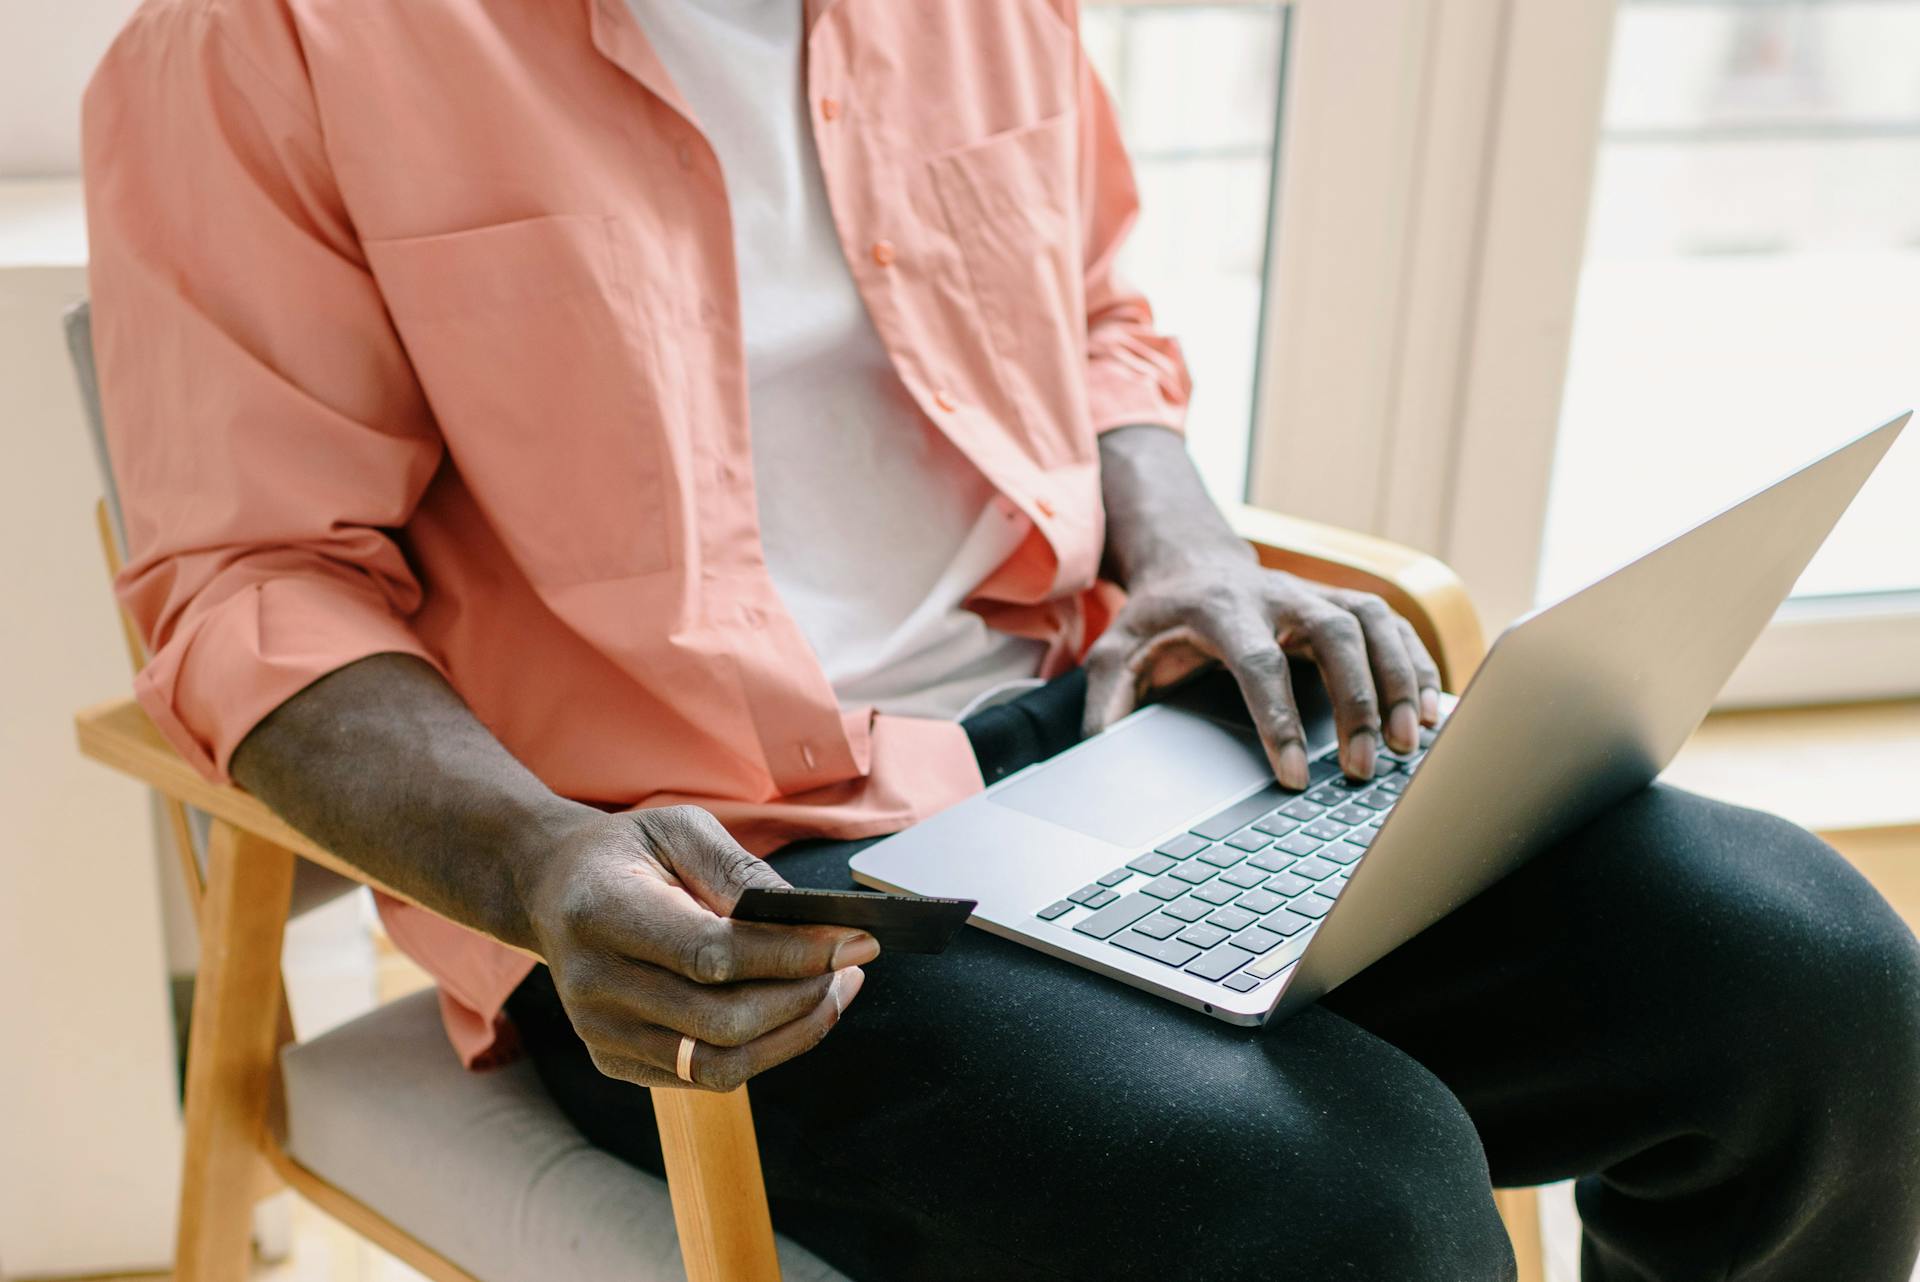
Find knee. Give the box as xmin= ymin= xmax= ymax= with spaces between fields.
xmin=1656 ymin=794 xmax=1920 ymax=1097
xmin=1260 ymin=1037 xmax=1517 ymax=1280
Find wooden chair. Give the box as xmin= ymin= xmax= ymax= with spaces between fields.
xmin=65 ymin=304 xmax=1543 ymax=1282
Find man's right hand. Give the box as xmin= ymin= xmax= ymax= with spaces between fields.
xmin=522 ymin=805 xmax=876 ymax=1091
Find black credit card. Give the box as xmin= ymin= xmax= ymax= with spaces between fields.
xmin=730 ymin=886 xmax=976 ymax=955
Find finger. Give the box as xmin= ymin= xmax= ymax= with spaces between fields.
xmin=573 ymin=966 xmax=861 ymax=1087
xmin=1336 ymin=593 xmax=1420 ymax=754
xmin=583 ymin=862 xmax=877 ymax=984
xmin=1395 ymin=617 xmax=1444 ymax=724
xmin=577 ymin=958 xmax=840 ymax=1048
xmin=1289 ymin=605 xmax=1380 ymax=781
xmin=686 ymin=966 xmax=865 ymax=1092
xmin=1185 ymin=610 xmax=1310 ymax=791
xmin=1082 ymin=622 xmax=1145 ymax=736
xmin=622 ymin=807 xmax=881 ymax=980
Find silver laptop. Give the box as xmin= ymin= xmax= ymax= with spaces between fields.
xmin=851 ymin=413 xmax=1910 ymax=1025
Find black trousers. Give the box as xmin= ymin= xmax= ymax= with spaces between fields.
xmin=507 ymin=675 xmax=1920 ymax=1281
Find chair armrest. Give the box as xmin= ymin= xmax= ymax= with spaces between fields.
xmin=1225 ymin=502 xmax=1486 ymax=691
xmin=71 ymin=697 xmax=521 ymax=947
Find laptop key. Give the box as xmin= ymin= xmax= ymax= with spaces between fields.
xmin=1329 ymin=804 xmax=1374 ymax=826
xmin=1276 ymin=832 xmax=1324 ymax=857
xmin=1070 ymin=893 xmax=1157 ymax=939
xmin=1249 ymin=850 xmax=1295 ymax=873
xmin=1377 ymin=775 xmax=1408 ymax=795
xmin=1356 ymin=790 xmax=1397 ymax=811
xmin=1264 ymin=872 xmax=1313 ymax=897
xmin=1302 ymin=820 xmax=1348 ymax=842
xmin=1127 ymin=852 xmax=1176 ymax=877
xmin=1264 ymin=909 xmax=1317 ymax=936
xmin=1141 ymin=876 xmax=1189 ymax=901
xmin=1207 ymin=906 xmax=1258 ymax=932
xmin=1245 ymin=930 xmax=1315 ymax=978
xmin=1197 ymin=845 xmax=1244 ymax=868
xmin=1192 ymin=882 xmax=1241 ymax=906
xmin=1186 ymin=943 xmax=1256 ymax=982
xmin=1220 ymin=864 xmax=1269 ymax=889
xmin=1134 ymin=913 xmax=1185 ymax=940
xmin=1226 ymin=829 xmax=1271 ymax=852
xmin=1235 ymin=888 xmax=1284 ymax=915
xmin=1155 ymin=832 xmax=1211 ymax=860
xmin=1178 ymin=923 xmax=1230 ymax=949
xmin=1316 ymin=842 xmax=1360 ymax=865
xmin=1098 ymin=868 xmax=1134 ymax=887
xmin=1068 ymin=883 xmax=1107 ymax=905
xmin=1036 ymin=900 xmax=1074 ymax=921
xmin=1170 ymin=862 xmax=1216 ymax=886
xmin=1312 ymin=879 xmax=1345 ymax=901
xmin=1111 ymin=930 xmax=1202 ymax=968
xmin=1222 ymin=971 xmax=1265 ymax=992
xmin=1086 ymin=889 xmax=1119 ymax=909
xmin=1287 ymin=895 xmax=1332 ymax=919
xmin=1191 ymin=787 xmax=1286 ymax=840
xmin=1229 ymin=925 xmax=1284 ymax=955
xmin=1291 ymin=856 xmax=1340 ymax=881
xmin=1303 ymin=785 xmax=1346 ymax=807
xmin=1253 ymin=813 xmax=1299 ymax=837
xmin=1163 ymin=897 xmax=1214 ymax=922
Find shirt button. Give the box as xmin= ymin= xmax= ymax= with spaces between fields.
xmin=932 ymin=388 xmax=958 ymax=412
xmin=820 ymin=97 xmax=842 ymax=122
xmin=1036 ymin=498 xmax=1057 ymax=519
xmin=870 ymin=240 xmax=897 ymax=268
xmin=676 ymin=141 xmax=694 ymax=170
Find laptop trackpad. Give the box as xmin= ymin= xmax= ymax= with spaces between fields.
xmin=989 ymin=708 xmax=1273 ymax=848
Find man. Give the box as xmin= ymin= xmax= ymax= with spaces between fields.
xmin=83 ymin=0 xmax=1920 ymax=1277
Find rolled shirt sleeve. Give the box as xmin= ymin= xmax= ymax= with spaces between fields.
xmin=1070 ymin=15 xmax=1193 ymax=437
xmin=82 ymin=0 xmax=446 ymax=780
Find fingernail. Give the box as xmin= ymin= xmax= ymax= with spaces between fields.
xmin=831 ymin=965 xmax=866 ymax=1016
xmin=832 ymin=933 xmax=880 ymax=969
xmin=1388 ymin=702 xmax=1418 ymax=753
xmin=1420 ymin=688 xmax=1441 ymax=725
xmin=1278 ymin=742 xmax=1309 ymax=791
xmin=1347 ymin=731 xmax=1377 ymax=780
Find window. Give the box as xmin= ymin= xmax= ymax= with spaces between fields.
xmin=1543 ymin=1 xmax=1920 ymax=607
xmin=1083 ymin=2 xmax=1289 ymax=503
xmin=1224 ymin=0 xmax=1918 ymax=705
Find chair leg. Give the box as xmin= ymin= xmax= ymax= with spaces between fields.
xmin=176 ymin=821 xmax=294 ymax=1282
xmin=653 ymin=1085 xmax=782 ymax=1282
xmin=1496 ymin=1186 xmax=1546 ymax=1282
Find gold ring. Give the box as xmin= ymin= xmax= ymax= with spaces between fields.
xmin=675 ymin=1034 xmax=697 ymax=1084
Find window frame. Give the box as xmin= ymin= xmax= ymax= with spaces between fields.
xmin=1226 ymin=0 xmax=1917 ymax=706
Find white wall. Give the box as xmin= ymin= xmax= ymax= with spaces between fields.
xmin=0 ymin=0 xmax=141 ymax=178
xmin=0 ymin=187 xmax=182 ymax=1277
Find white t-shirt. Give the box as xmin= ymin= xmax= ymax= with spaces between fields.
xmin=624 ymin=0 xmax=1047 ymax=720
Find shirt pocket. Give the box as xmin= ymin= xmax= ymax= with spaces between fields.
xmin=365 ymin=214 xmax=676 ymax=585
xmin=928 ymin=112 xmax=1091 ymax=467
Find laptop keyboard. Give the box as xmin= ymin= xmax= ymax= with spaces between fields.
xmin=1034 ymin=728 xmax=1435 ymax=996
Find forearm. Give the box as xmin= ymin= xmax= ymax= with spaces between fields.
xmin=1098 ymin=424 xmax=1252 ymax=587
xmin=228 ymin=652 xmax=595 ymax=952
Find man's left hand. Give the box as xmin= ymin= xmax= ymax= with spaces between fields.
xmin=1083 ymin=549 xmax=1441 ymax=790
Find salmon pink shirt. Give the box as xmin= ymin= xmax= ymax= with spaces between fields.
xmin=82 ymin=0 xmax=1190 ymax=1063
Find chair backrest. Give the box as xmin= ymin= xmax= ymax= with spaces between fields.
xmin=66 ymin=301 xmax=357 ymax=916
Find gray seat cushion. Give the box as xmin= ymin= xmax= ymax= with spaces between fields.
xmin=282 ymin=989 xmax=850 ymax=1282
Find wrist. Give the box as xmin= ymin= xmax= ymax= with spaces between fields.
xmin=1122 ymin=531 xmax=1256 ymax=590
xmin=489 ymin=793 xmax=608 ymax=954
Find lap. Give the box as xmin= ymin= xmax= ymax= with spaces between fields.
xmin=510 ymin=784 xmax=1907 ymax=1280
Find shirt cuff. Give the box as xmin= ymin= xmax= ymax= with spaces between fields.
xmin=134 ymin=573 xmax=443 ymax=783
